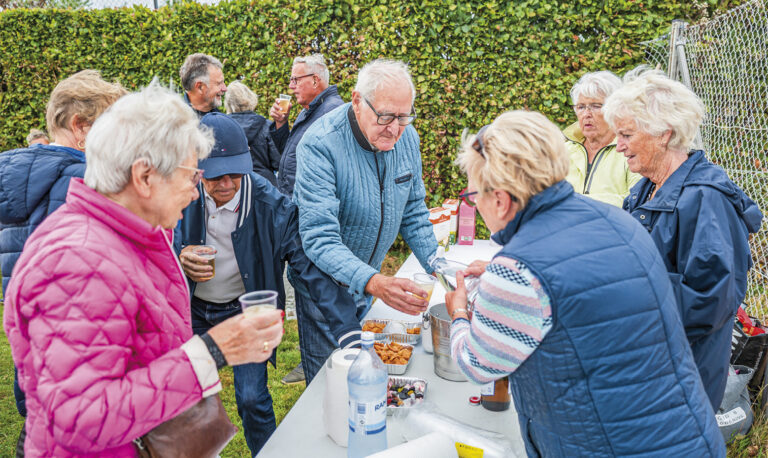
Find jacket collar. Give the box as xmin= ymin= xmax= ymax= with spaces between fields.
xmin=347 ymin=104 xmax=376 ymax=152
xmin=36 ymin=143 xmax=86 ymax=162
xmin=492 ymin=180 xmax=574 ymax=245
xmin=634 ymin=150 xmax=704 ymax=212
xmin=307 ymin=85 xmax=340 ymax=112
xmin=66 ymin=178 xmax=173 ymax=248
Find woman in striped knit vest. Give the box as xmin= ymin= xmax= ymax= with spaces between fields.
xmin=445 ymin=111 xmax=723 ymax=457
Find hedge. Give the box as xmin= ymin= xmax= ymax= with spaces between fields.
xmin=0 ymin=0 xmax=740 ymax=238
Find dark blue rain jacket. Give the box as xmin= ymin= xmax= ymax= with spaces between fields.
xmin=624 ymin=150 xmax=763 ymax=410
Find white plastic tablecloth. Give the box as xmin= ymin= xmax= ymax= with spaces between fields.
xmin=257 ymin=240 xmax=526 ymax=457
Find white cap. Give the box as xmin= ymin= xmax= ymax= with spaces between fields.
xmin=361 ymin=331 xmax=375 ymax=343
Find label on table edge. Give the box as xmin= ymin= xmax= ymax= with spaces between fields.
xmin=455 ymin=441 xmax=484 ymax=458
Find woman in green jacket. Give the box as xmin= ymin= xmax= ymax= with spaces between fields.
xmin=564 ymin=71 xmax=641 ymax=207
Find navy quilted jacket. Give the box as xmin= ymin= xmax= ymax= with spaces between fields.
xmin=228 ymin=111 xmax=281 ymax=187
xmin=496 ymin=181 xmax=725 ymax=457
xmin=270 ymin=85 xmax=344 ymax=196
xmin=624 ymin=150 xmax=763 ymax=410
xmin=0 ymin=144 xmax=85 ymax=295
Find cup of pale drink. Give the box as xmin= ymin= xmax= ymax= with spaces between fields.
xmin=240 ymin=290 xmax=278 ymax=316
xmin=412 ymin=273 xmax=437 ymax=303
xmin=193 ymin=245 xmax=216 ymax=279
xmin=277 ymin=94 xmax=291 ymax=114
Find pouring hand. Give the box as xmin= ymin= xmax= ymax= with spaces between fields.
xmin=463 ymin=260 xmax=489 ymax=278
xmin=445 ymin=271 xmax=469 ymax=321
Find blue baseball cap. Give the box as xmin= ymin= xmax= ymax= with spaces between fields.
xmin=198 ymin=112 xmax=252 ymax=179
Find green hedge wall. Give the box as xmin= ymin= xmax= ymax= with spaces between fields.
xmin=0 ymin=0 xmax=737 ymax=237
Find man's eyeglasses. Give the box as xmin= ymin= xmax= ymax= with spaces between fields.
xmin=289 ymin=74 xmax=315 ymax=85
xmin=206 ymin=173 xmax=244 ymax=182
xmin=177 ymin=165 xmax=204 ymax=186
xmin=572 ymin=103 xmax=603 ymax=113
xmin=364 ymin=98 xmax=416 ymax=126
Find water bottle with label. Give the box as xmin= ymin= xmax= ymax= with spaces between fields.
xmin=347 ymin=331 xmax=388 ymax=457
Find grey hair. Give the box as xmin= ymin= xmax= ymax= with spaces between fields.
xmin=603 ymin=66 xmax=704 ymax=151
xmin=84 ymin=82 xmax=214 ymax=194
xmin=293 ymin=54 xmax=330 ymax=84
xmin=224 ymin=81 xmax=259 ymax=114
xmin=354 ymin=59 xmax=416 ymax=104
xmin=180 ymin=53 xmax=223 ymax=92
xmin=570 ymin=71 xmax=622 ymax=105
xmin=26 ymin=128 xmax=49 ymax=144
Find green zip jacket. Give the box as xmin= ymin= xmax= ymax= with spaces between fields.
xmin=563 ymin=122 xmax=641 ymax=207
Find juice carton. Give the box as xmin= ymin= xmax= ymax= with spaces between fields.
xmin=457 ymin=201 xmax=476 ymax=245
xmin=442 ymin=199 xmax=460 ymax=245
xmin=428 ymin=207 xmax=451 ymax=247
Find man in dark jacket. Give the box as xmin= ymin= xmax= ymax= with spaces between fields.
xmin=180 ymin=53 xmax=227 ymax=118
xmin=269 ymin=53 xmax=344 ymax=197
xmin=175 ymin=113 xmax=360 ymax=456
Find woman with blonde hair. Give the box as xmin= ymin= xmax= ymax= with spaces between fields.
xmin=604 ymin=68 xmax=762 ymax=410
xmin=446 ymin=110 xmax=724 ymax=456
xmin=225 ymin=80 xmax=281 ymax=186
xmin=0 ymin=70 xmax=126 ymax=454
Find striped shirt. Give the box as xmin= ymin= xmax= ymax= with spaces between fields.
xmin=450 ymin=255 xmax=552 ymax=384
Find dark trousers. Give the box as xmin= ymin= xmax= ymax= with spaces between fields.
xmin=191 ymin=295 xmax=276 ymax=457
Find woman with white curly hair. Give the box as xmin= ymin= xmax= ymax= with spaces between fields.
xmin=603 ymin=67 xmax=763 ymax=410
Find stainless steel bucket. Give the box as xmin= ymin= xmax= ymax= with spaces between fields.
xmin=429 ymin=303 xmax=467 ymax=382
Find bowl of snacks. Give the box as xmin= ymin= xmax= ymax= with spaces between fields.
xmin=387 ymin=376 xmax=427 ymax=414
xmin=373 ymin=340 xmax=414 ymax=375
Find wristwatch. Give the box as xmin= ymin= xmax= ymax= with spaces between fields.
xmin=451 ymin=308 xmax=469 ymax=320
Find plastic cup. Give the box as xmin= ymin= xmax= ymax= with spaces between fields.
xmin=240 ymin=290 xmax=278 ymax=316
xmin=278 ymin=94 xmax=291 ymax=114
xmin=412 ymin=273 xmax=437 ymax=303
xmin=192 ymin=245 xmax=216 ymax=279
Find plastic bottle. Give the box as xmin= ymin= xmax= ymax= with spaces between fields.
xmin=429 ymin=257 xmax=481 ymax=306
xmin=347 ymin=331 xmax=388 ymax=457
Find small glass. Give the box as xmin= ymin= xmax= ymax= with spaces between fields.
xmin=412 ymin=273 xmax=437 ymax=304
xmin=192 ymin=245 xmax=216 ymax=278
xmin=239 ymin=290 xmax=278 ymax=316
xmin=277 ymin=94 xmax=291 ymax=114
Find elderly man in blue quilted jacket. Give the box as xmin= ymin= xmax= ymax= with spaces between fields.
xmin=292 ymin=59 xmax=439 ymax=383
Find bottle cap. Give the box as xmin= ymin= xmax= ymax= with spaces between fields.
xmin=361 ymin=331 xmax=374 ymax=343
xmin=469 ymin=396 xmax=481 ymax=405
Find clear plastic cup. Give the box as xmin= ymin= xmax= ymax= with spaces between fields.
xmin=239 ymin=290 xmax=278 ymax=316
xmin=278 ymin=94 xmax=291 ymax=114
xmin=192 ymin=245 xmax=216 ymax=279
xmin=412 ymin=273 xmax=437 ymax=303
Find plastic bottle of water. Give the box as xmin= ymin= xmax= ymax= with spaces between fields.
xmin=347 ymin=331 xmax=388 ymax=457
xmin=429 ymin=257 xmax=481 ymax=305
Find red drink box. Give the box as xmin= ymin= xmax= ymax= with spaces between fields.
xmin=457 ymin=201 xmax=476 ymax=245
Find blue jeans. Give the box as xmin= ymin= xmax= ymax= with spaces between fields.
xmin=289 ymin=268 xmax=371 ymax=384
xmin=191 ymin=296 xmax=275 ymax=457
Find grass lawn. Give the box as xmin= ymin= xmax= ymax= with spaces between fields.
xmin=1 ymin=250 xmax=766 ymax=455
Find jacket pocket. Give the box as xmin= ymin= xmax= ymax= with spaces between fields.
xmin=394 ymin=173 xmax=412 ymax=184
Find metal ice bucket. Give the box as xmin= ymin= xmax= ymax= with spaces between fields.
xmin=429 ymin=303 xmax=467 ymax=382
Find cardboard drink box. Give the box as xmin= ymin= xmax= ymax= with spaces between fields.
xmin=457 ymin=201 xmax=476 ymax=245
xmin=442 ymin=199 xmax=460 ymax=245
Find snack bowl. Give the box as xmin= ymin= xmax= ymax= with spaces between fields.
xmin=387 ymin=376 xmax=427 ymax=415
xmin=385 ymin=323 xmax=422 ymax=346
xmin=373 ymin=340 xmax=414 ymax=375
xmin=362 ymin=319 xmax=390 ymax=340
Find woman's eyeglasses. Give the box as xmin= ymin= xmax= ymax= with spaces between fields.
xmin=177 ymin=165 xmax=204 ymax=186
xmin=459 ymin=188 xmax=479 ymax=207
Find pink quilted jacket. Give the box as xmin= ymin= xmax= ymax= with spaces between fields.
xmin=4 ymin=179 xmax=206 ymax=457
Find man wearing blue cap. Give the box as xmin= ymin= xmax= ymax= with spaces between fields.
xmin=174 ymin=112 xmax=361 ymax=456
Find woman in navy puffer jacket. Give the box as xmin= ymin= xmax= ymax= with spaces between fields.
xmin=604 ymin=68 xmax=763 ymax=411
xmin=0 ymin=70 xmax=125 ymax=451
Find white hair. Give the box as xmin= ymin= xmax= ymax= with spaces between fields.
xmin=84 ymin=82 xmax=214 ymax=194
xmin=225 ymin=81 xmax=258 ymax=114
xmin=603 ymin=66 xmax=704 ymax=151
xmin=570 ymin=71 xmax=622 ymax=105
xmin=293 ymin=54 xmax=330 ymax=84
xmin=354 ymin=59 xmax=416 ymax=104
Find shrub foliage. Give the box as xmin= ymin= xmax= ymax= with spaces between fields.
xmin=0 ymin=0 xmax=738 ymax=235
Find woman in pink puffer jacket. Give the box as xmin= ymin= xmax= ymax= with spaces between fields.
xmin=4 ymin=84 xmax=284 ymax=457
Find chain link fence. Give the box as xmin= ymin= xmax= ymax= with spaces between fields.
xmin=642 ymin=0 xmax=768 ymax=320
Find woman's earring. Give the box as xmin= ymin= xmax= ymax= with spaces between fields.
xmin=77 ymin=140 xmax=85 ymax=150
